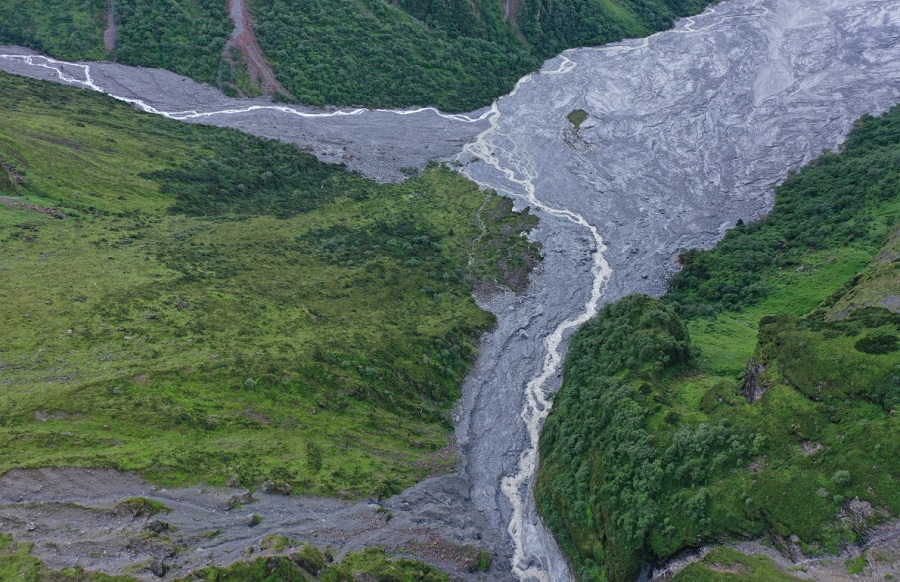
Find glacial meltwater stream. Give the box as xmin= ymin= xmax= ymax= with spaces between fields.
xmin=1 ymin=0 xmax=898 ymax=579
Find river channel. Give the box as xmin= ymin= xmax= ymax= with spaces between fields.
xmin=0 ymin=0 xmax=898 ymax=579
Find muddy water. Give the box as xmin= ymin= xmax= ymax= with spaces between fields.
xmin=0 ymin=0 xmax=899 ymax=579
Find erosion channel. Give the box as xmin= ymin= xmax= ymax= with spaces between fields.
xmin=1 ymin=0 xmax=899 ymax=579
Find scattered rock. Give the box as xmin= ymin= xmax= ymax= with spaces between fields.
xmin=839 ymin=497 xmax=887 ymax=535
xmin=145 ymin=520 xmax=172 ymax=534
xmin=148 ymin=559 xmax=168 ymax=578
xmin=34 ymin=410 xmax=67 ymax=422
xmin=225 ymin=490 xmax=253 ymax=510
xmin=801 ymin=441 xmax=823 ymax=456
xmin=740 ymin=359 xmax=770 ymax=403
xmin=748 ymin=455 xmax=767 ymax=472
xmin=261 ymin=479 xmax=292 ymax=495
xmin=0 ymin=197 xmax=65 ymax=218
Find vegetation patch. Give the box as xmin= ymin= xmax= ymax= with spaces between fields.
xmin=567 ymin=109 xmax=589 ymax=132
xmin=844 ymin=554 xmax=869 ymax=575
xmin=536 ymin=106 xmax=900 ymax=581
xmin=0 ymin=533 xmax=130 ymax=581
xmin=670 ymin=547 xmax=802 ymax=581
xmin=0 ymin=72 xmax=539 ymax=497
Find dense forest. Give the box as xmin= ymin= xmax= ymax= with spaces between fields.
xmin=0 ymin=0 xmax=717 ymax=110
xmin=113 ymin=0 xmax=233 ymax=85
xmin=0 ymin=71 xmax=539 ymax=497
xmin=0 ymin=0 xmax=107 ymax=60
xmin=536 ymin=105 xmax=900 ymax=581
xmin=249 ymin=0 xmax=717 ymax=109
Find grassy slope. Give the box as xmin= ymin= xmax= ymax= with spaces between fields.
xmin=0 ymin=71 xmax=540 ymax=497
xmin=0 ymin=0 xmax=716 ymax=111
xmin=536 ymin=106 xmax=900 ymax=582
xmin=670 ymin=548 xmax=802 ymax=582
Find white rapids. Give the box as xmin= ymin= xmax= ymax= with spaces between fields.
xmin=457 ymin=55 xmax=613 ymax=582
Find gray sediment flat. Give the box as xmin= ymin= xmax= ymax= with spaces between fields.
xmin=0 ymin=0 xmax=898 ymax=579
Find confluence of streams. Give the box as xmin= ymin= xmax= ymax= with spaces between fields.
xmin=0 ymin=49 xmax=592 ymax=581
xmin=457 ymin=2 xmax=769 ymax=579
xmin=458 ymin=55 xmax=611 ymax=582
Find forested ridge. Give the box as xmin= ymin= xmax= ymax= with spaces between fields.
xmin=536 ymin=105 xmax=900 ymax=581
xmin=1 ymin=0 xmax=717 ymax=110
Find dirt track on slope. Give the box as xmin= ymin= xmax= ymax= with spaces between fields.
xmin=225 ymin=0 xmax=287 ymax=95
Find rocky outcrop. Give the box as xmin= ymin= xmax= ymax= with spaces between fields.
xmin=740 ymin=358 xmax=770 ymax=403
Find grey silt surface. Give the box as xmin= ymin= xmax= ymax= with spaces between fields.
xmin=0 ymin=45 xmax=490 ymax=183
xmin=0 ymin=0 xmax=899 ymax=579
xmin=453 ymin=0 xmax=899 ymax=578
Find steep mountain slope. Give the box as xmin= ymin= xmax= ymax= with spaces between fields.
xmin=0 ymin=0 xmax=718 ymax=110
xmin=0 ymin=70 xmax=539 ymax=497
xmin=536 ymin=106 xmax=900 ymax=581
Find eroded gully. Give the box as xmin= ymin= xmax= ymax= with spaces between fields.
xmin=0 ymin=0 xmax=899 ymax=579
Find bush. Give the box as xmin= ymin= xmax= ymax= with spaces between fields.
xmin=292 ymin=544 xmax=325 ymax=575
xmin=855 ymin=333 xmax=899 ymax=354
xmin=831 ymin=470 xmax=851 ymax=487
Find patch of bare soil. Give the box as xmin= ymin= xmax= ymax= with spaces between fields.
xmin=706 ymin=562 xmax=752 ymax=575
xmin=502 ymin=0 xmax=520 ymax=26
xmin=0 ymin=197 xmax=66 ymax=218
xmin=105 ymin=0 xmax=116 ymax=52
xmin=225 ymin=0 xmax=287 ymax=96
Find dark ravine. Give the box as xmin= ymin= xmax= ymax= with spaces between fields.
xmin=0 ymin=0 xmax=898 ymax=580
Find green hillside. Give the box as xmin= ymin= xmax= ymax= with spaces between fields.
xmin=0 ymin=0 xmax=716 ymax=110
xmin=670 ymin=548 xmax=802 ymax=581
xmin=0 ymin=71 xmax=540 ymax=497
xmin=536 ymin=106 xmax=900 ymax=581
